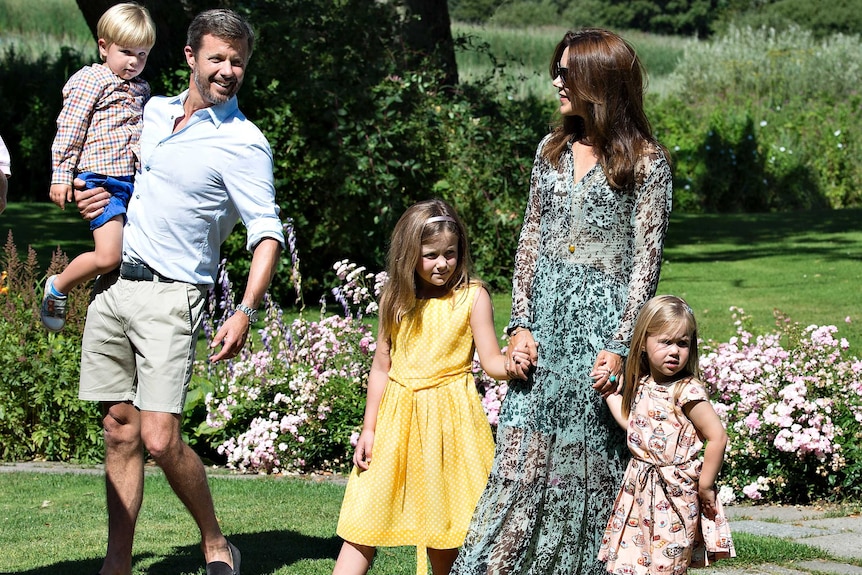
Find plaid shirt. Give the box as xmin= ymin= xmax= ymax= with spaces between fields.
xmin=51 ymin=63 xmax=150 ymax=187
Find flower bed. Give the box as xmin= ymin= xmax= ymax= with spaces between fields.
xmin=192 ymin=256 xmax=862 ymax=503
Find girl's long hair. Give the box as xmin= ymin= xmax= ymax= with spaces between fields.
xmin=378 ymin=199 xmax=472 ymax=341
xmin=622 ymin=295 xmax=700 ymax=418
xmin=543 ymin=28 xmax=669 ymax=190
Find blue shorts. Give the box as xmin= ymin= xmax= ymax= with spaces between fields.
xmin=79 ymin=171 xmax=134 ymax=232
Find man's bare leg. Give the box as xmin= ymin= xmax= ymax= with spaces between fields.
xmin=100 ymin=402 xmax=144 ymax=575
xmin=140 ymin=410 xmax=234 ymax=567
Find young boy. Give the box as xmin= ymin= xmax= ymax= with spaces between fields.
xmin=42 ymin=2 xmax=155 ymax=331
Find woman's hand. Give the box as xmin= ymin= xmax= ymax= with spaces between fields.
xmin=505 ymin=328 xmax=538 ymax=380
xmin=73 ymin=177 xmax=110 ymax=221
xmin=353 ymin=429 xmax=375 ymax=471
xmin=590 ymin=350 xmax=623 ymax=398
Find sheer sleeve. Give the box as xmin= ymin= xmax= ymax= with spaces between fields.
xmin=604 ymin=149 xmax=673 ymax=356
xmin=507 ymin=137 xmax=551 ymax=334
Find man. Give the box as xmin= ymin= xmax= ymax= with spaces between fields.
xmin=74 ymin=9 xmax=283 ymax=575
xmin=0 ymin=133 xmax=10 ymax=213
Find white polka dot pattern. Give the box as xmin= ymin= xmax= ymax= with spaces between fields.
xmin=336 ymin=283 xmax=495 ymax=572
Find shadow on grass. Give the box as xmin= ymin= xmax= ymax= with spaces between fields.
xmin=665 ymin=207 xmax=862 ymax=263
xmin=11 ymin=530 xmax=342 ymax=575
xmin=0 ymin=203 xmax=93 ymax=269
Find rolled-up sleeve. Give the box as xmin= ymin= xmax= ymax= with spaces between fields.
xmin=224 ymin=137 xmax=285 ymax=251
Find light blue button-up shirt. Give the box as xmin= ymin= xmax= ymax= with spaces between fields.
xmin=123 ymin=90 xmax=285 ymax=287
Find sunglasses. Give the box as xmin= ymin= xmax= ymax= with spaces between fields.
xmin=553 ymin=62 xmax=569 ymax=83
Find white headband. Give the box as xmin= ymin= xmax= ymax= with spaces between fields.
xmin=425 ymin=215 xmax=456 ymax=225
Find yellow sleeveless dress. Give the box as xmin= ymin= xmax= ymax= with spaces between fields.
xmin=336 ymin=283 xmax=495 ymax=573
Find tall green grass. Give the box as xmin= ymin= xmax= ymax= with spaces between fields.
xmin=453 ymin=23 xmax=692 ymax=101
xmin=0 ymin=0 xmax=93 ymax=61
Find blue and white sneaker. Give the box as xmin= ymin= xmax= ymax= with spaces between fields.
xmin=40 ymin=275 xmax=67 ymax=332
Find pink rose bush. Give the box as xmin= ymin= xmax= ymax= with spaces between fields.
xmin=188 ymin=253 xmax=378 ymax=474
xmin=701 ymin=307 xmax=862 ymax=503
xmin=190 ymin=257 xmax=507 ymax=474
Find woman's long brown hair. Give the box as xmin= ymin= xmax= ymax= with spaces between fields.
xmin=543 ymin=28 xmax=669 ymax=190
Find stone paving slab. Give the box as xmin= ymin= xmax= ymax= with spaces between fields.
xmin=730 ymin=520 xmax=840 ymax=539
xmin=795 ymin=561 xmax=862 ymax=575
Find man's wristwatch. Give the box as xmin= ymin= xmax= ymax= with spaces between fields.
xmin=235 ymin=303 xmax=258 ymax=323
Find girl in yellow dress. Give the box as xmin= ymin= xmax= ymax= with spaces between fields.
xmin=333 ymin=199 xmax=513 ymax=575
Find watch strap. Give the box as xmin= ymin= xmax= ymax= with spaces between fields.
xmin=236 ymin=303 xmax=258 ymax=322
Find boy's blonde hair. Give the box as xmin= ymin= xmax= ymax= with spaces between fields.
xmin=378 ymin=199 xmax=473 ymax=342
xmin=97 ymin=2 xmax=156 ymax=57
xmin=621 ymin=295 xmax=700 ymax=418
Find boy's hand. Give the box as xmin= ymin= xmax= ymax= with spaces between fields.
xmin=50 ymin=183 xmax=73 ymax=209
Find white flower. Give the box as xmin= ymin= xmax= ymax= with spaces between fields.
xmin=718 ymin=485 xmax=736 ymax=505
xmin=760 ymin=120 xmax=768 ymax=127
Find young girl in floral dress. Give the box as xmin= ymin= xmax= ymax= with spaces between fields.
xmin=333 ymin=199 xmax=513 ymax=575
xmin=600 ymin=295 xmax=735 ymax=575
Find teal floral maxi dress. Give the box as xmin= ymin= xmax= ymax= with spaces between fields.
xmin=452 ymin=134 xmax=673 ymax=575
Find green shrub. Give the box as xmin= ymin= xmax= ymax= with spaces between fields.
xmin=0 ymin=232 xmax=102 ymax=463
xmin=716 ymin=0 xmax=862 ymax=38
xmin=449 ymin=0 xmax=507 ymax=23
xmin=652 ymin=25 xmax=862 ymax=212
xmin=0 ymin=47 xmax=93 ymax=203
xmin=489 ymin=1 xmax=563 ymax=28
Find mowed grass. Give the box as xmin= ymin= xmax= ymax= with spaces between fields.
xmin=0 ymin=470 xmax=414 ymax=575
xmin=3 ymin=203 xmax=861 ymax=352
xmin=0 ymin=470 xmax=844 ymax=575
xmin=659 ymin=209 xmax=862 ymax=351
xmin=487 ymin=208 xmax=862 ymax=353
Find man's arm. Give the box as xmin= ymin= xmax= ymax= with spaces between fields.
xmin=209 ymin=237 xmax=282 ymax=362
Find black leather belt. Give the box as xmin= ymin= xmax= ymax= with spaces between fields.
xmin=119 ymin=262 xmax=176 ymax=283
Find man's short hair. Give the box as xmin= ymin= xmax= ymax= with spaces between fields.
xmin=187 ymin=9 xmax=254 ymax=57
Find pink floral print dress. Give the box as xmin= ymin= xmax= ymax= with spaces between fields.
xmin=598 ymin=376 xmax=735 ymax=575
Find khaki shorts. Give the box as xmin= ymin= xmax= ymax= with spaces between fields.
xmin=79 ymin=272 xmax=207 ymax=413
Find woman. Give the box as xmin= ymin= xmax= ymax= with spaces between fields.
xmin=452 ymin=28 xmax=673 ymax=575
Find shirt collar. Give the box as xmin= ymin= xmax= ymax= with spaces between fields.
xmin=173 ymin=89 xmax=239 ymax=128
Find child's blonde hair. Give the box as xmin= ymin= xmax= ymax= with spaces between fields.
xmin=621 ymin=295 xmax=700 ymax=418
xmin=378 ymin=199 xmax=473 ymax=341
xmin=97 ymin=2 xmax=156 ymax=57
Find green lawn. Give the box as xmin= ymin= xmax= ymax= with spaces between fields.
xmin=0 ymin=470 xmax=840 ymax=574
xmin=3 ymin=203 xmax=861 ymax=351
xmin=659 ymin=209 xmax=862 ymax=351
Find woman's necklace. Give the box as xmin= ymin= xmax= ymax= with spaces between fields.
xmin=567 ymin=139 xmax=597 ymax=255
